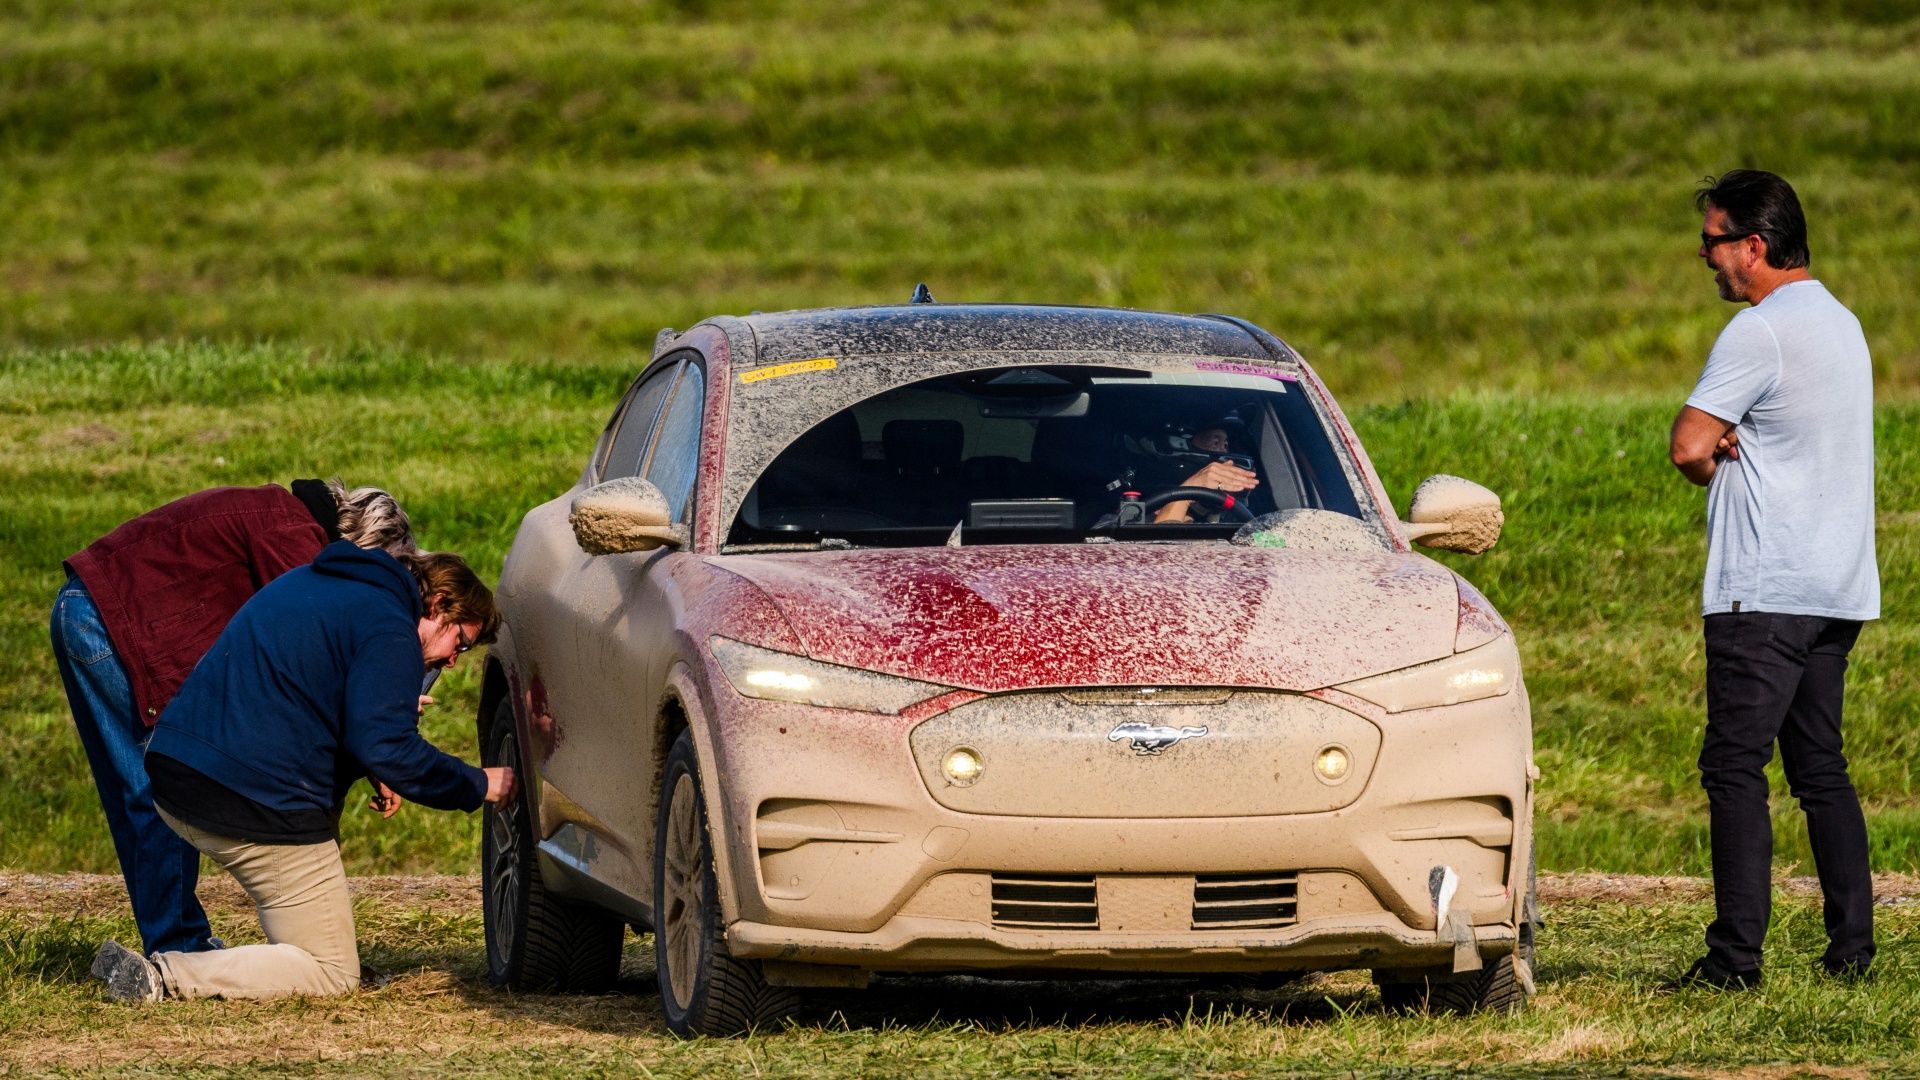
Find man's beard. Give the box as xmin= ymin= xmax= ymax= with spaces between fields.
xmin=1714 ymin=264 xmax=1749 ymax=303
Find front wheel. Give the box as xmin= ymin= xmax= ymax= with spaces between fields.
xmin=1375 ymin=951 xmax=1530 ymax=1014
xmin=653 ymin=729 xmax=799 ymax=1036
xmin=1375 ymin=850 xmax=1538 ymax=1015
xmin=482 ymin=701 xmax=625 ymax=992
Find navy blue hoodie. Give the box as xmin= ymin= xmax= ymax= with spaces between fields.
xmin=148 ymin=541 xmax=486 ymax=815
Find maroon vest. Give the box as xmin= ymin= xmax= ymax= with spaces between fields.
xmin=65 ymin=485 xmax=327 ymax=725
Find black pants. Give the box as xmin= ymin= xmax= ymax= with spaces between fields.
xmin=1701 ymin=612 xmax=1874 ymax=972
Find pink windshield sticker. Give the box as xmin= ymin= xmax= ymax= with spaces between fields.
xmin=1194 ymin=360 xmax=1297 ymax=383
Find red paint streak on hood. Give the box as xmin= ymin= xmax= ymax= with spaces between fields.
xmin=711 ymin=544 xmax=1460 ymax=692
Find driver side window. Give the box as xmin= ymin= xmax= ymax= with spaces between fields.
xmin=599 ymin=360 xmax=680 ymax=481
xmin=644 ymin=360 xmax=706 ymax=523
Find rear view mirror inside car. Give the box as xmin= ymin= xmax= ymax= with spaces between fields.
xmin=978 ymin=392 xmax=1090 ymax=418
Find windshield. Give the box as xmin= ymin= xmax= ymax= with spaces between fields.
xmin=725 ymin=359 xmax=1372 ymax=549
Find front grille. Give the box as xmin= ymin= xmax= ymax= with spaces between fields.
xmin=1192 ymin=872 xmax=1299 ymax=930
xmin=991 ymin=874 xmax=1098 ymax=930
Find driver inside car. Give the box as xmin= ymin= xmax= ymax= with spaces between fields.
xmin=1152 ymin=423 xmax=1260 ymax=523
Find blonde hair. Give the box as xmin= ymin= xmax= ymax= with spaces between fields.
xmin=325 ymin=478 xmax=415 ymax=555
xmin=399 ymin=551 xmax=501 ymax=644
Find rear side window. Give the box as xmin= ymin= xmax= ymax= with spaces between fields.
xmin=644 ymin=361 xmax=707 ymax=523
xmin=599 ymin=360 xmax=681 ymax=480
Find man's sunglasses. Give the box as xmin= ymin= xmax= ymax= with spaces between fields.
xmin=1701 ymin=230 xmax=1754 ymax=248
xmin=454 ymin=627 xmax=476 ymax=656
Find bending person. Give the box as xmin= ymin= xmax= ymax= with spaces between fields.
xmin=89 ymin=544 xmax=514 ymax=1002
xmin=51 ymin=479 xmax=413 ymax=956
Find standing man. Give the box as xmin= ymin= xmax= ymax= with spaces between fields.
xmin=1667 ymin=170 xmax=1879 ymax=988
xmin=51 ymin=479 xmax=414 ymax=956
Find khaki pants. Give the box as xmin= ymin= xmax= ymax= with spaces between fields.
xmin=152 ymin=807 xmax=360 ymax=999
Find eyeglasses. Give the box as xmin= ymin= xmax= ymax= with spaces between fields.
xmin=453 ymin=627 xmax=476 ymax=656
xmin=1701 ymin=230 xmax=1754 ymax=248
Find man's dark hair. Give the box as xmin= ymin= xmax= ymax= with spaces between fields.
xmin=1694 ymin=170 xmax=1810 ymax=270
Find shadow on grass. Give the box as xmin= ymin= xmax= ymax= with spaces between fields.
xmin=801 ymin=972 xmax=1380 ymax=1033
xmin=435 ymin=938 xmax=1384 ymax=1038
xmin=0 ymin=915 xmax=115 ymax=984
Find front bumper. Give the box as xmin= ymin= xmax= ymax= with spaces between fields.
xmin=708 ymin=681 xmax=1533 ymax=974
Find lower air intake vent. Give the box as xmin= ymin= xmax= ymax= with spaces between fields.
xmin=991 ymin=874 xmax=1098 ymax=930
xmin=1192 ymin=872 xmax=1299 ymax=930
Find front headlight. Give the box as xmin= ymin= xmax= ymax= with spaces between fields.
xmin=709 ymin=637 xmax=953 ymax=715
xmin=1334 ymin=633 xmax=1520 ymax=713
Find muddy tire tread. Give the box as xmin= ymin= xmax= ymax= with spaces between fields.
xmin=484 ymin=702 xmax=624 ymax=993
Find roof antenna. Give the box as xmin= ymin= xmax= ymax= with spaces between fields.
xmin=910 ymin=283 xmax=935 ymax=304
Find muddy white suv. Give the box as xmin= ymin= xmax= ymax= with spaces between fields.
xmin=477 ymin=302 xmax=1537 ymax=1034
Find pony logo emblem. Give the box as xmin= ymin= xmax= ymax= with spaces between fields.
xmin=1107 ymin=721 xmax=1209 ymax=756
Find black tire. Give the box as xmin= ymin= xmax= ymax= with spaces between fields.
xmin=653 ymin=729 xmax=799 ymax=1036
xmin=1374 ymin=845 xmax=1536 ymax=1014
xmin=482 ymin=701 xmax=625 ymax=992
xmin=1376 ymin=852 xmax=1538 ymax=1015
xmin=1376 ymin=951 xmax=1529 ymax=1014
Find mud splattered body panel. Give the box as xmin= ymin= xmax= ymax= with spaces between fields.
xmin=482 ymin=302 xmax=1536 ymax=979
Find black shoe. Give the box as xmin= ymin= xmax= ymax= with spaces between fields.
xmin=1820 ymin=958 xmax=1874 ymax=984
xmin=1658 ymin=955 xmax=1761 ymax=992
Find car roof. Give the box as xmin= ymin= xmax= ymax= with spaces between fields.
xmin=723 ymin=304 xmax=1291 ymax=367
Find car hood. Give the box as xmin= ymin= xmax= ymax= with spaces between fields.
xmin=710 ymin=544 xmax=1461 ymax=692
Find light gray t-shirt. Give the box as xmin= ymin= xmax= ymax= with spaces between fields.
xmin=1686 ymin=279 xmax=1878 ymax=620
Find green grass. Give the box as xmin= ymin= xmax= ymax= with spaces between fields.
xmin=4 ymin=344 xmax=1918 ymax=877
xmin=3 ymin=1 xmax=1920 ymax=397
xmin=4 ymin=877 xmax=1919 ymax=1075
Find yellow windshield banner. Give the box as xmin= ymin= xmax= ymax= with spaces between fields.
xmin=739 ymin=357 xmax=838 ymax=384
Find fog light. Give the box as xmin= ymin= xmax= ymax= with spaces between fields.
xmin=943 ymin=747 xmax=984 ymax=786
xmin=1314 ymin=745 xmax=1351 ymax=783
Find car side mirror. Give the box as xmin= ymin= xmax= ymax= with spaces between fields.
xmin=570 ymin=477 xmax=688 ymax=555
xmin=1401 ymin=474 xmax=1503 ymax=555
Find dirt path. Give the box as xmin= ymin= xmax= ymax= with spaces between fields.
xmin=5 ymin=870 xmax=1918 ymax=923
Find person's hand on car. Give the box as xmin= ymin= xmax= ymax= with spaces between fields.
xmin=483 ymin=766 xmax=517 ymax=807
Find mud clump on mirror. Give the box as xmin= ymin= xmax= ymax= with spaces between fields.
xmin=570 ymin=477 xmax=673 ymax=556
xmin=1408 ymin=474 xmax=1504 ymax=554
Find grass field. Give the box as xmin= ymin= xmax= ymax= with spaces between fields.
xmin=4 ymin=872 xmax=1919 ymax=1076
xmin=3 ymin=2 xmax=1917 ymax=877
xmin=3 ymin=2 xmax=1918 ymax=1071
xmin=5 ymin=344 xmax=1919 ymax=878
xmin=4 ymin=2 xmax=1920 ymax=399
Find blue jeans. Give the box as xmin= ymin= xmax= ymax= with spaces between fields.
xmin=51 ymin=575 xmax=214 ymax=955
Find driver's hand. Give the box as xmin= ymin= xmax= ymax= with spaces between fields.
xmin=1716 ymin=429 xmax=1740 ymax=461
xmin=1154 ymin=461 xmax=1260 ymax=523
xmin=1182 ymin=460 xmax=1259 ymax=492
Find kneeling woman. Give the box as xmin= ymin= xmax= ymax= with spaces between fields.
xmin=91 ymin=542 xmax=515 ymax=1002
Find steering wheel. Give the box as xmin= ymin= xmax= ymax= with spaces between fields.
xmin=1138 ymin=486 xmax=1255 ymax=522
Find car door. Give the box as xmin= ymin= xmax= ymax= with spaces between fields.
xmin=523 ymin=352 xmax=708 ymax=908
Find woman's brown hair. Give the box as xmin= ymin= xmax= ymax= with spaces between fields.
xmin=399 ymin=551 xmax=501 ymax=644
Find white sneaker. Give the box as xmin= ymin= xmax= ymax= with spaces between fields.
xmin=91 ymin=940 xmax=163 ymax=1003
